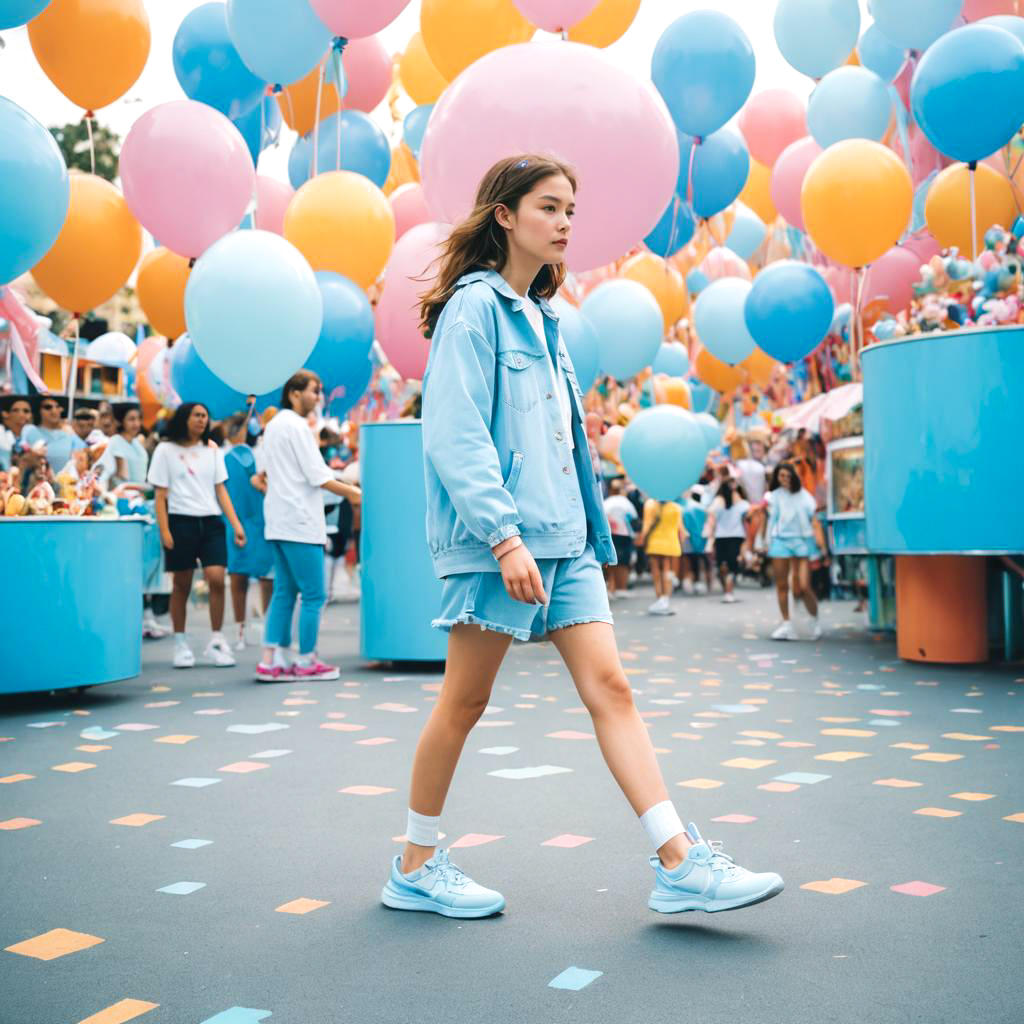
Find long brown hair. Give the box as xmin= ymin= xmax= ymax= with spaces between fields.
xmin=418 ymin=153 xmax=577 ymax=338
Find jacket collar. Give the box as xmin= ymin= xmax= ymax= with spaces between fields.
xmin=455 ymin=268 xmax=561 ymax=322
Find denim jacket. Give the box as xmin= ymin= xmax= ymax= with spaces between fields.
xmin=421 ymin=268 xmax=615 ymax=577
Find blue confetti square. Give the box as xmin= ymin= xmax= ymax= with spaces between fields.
xmin=157 ymin=881 xmax=207 ymax=895
xmin=171 ymin=839 xmax=213 ymax=849
xmin=549 ymin=966 xmax=603 ymax=990
xmin=773 ymin=772 xmax=831 ymax=784
xmin=172 ymin=777 xmax=222 ymax=788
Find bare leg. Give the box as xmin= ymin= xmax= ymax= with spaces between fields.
xmin=550 ymin=621 xmax=693 ymax=870
xmin=649 ymin=555 xmax=664 ymax=598
xmin=773 ymin=557 xmax=791 ymax=620
xmin=203 ymin=565 xmax=226 ymax=632
xmin=401 ymin=624 xmax=514 ymax=874
xmin=229 ymin=573 xmax=248 ymax=626
xmin=604 ymin=562 xmax=616 ymax=596
xmin=258 ymin=577 xmax=274 ymax=614
xmin=614 ymin=563 xmax=630 ymax=592
xmin=170 ymin=570 xmax=194 ymax=633
xmin=794 ymin=558 xmax=818 ymax=617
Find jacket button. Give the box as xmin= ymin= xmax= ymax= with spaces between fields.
xmin=545 ymin=392 xmax=553 ymax=399
xmin=562 ymin=466 xmax=570 ymax=474
xmin=555 ymin=431 xmax=564 ymax=442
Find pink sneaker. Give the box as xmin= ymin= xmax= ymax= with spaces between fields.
xmin=290 ymin=660 xmax=340 ymax=681
xmin=254 ymin=662 xmax=293 ymax=682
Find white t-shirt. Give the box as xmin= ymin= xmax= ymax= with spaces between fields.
xmin=523 ymin=299 xmax=574 ymax=450
xmin=709 ymin=495 xmax=751 ymax=538
xmin=99 ymin=433 xmax=149 ymax=484
xmin=766 ymin=487 xmax=816 ymax=539
xmin=603 ymin=494 xmax=638 ymax=537
xmin=736 ymin=458 xmax=767 ymax=503
xmin=261 ymin=408 xmax=334 ymax=545
xmin=147 ymin=441 xmax=227 ymax=516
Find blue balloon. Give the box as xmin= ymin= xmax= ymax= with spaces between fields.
xmin=169 ymin=334 xmax=275 ymax=419
xmin=686 ymin=268 xmax=710 ymax=296
xmin=857 ymin=21 xmax=906 ymax=82
xmin=581 ymin=280 xmax=664 ymax=382
xmin=725 ymin=204 xmax=766 ymax=261
xmin=232 ymin=94 xmax=281 ymax=166
xmin=869 ymin=0 xmax=961 ymax=51
xmin=694 ymin=411 xmax=723 ymax=452
xmin=304 ymin=271 xmax=374 ymax=390
xmin=651 ymin=10 xmax=755 ymax=138
xmin=774 ymin=0 xmax=860 ymax=79
xmin=402 ymin=104 xmax=433 ymax=161
xmin=551 ymin=296 xmax=600 ymax=393
xmin=694 ymin=278 xmax=756 ymax=366
xmin=325 ymin=355 xmax=373 ymax=419
xmin=0 ymin=0 xmax=49 ymax=29
xmin=0 ymin=97 xmax=69 ymax=285
xmin=677 ymin=128 xmax=750 ymax=219
xmin=831 ymin=302 xmax=852 ymax=332
xmin=287 ymin=110 xmax=392 ymax=188
xmin=226 ymin=0 xmax=330 ymax=87
xmin=644 ymin=195 xmax=696 ymax=258
xmin=807 ymin=66 xmax=892 ymax=149
xmin=743 ymin=260 xmax=834 ymax=363
xmin=688 ymin=379 xmax=715 ymax=414
xmin=620 ymin=406 xmax=707 ymax=501
xmin=652 ymin=342 xmax=690 ymax=378
xmin=981 ymin=15 xmax=1024 ymax=47
xmin=911 ymin=24 xmax=1024 ymax=163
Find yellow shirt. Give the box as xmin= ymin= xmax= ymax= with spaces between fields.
xmin=642 ymin=499 xmax=682 ymax=557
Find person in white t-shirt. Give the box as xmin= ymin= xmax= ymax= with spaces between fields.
xmin=705 ymin=478 xmax=751 ymax=604
xmin=602 ymin=476 xmax=638 ymax=599
xmin=257 ymin=371 xmax=362 ymax=683
xmin=148 ymin=402 xmax=247 ymax=669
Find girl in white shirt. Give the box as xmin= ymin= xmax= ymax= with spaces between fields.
xmin=705 ymin=478 xmax=750 ymax=604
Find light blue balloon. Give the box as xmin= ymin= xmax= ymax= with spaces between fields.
xmin=651 ymin=10 xmax=755 ymax=138
xmin=677 ymin=128 xmax=750 ymax=219
xmin=774 ymin=0 xmax=860 ymax=79
xmin=686 ymin=268 xmax=710 ymax=296
xmin=620 ymin=406 xmax=707 ymax=501
xmin=694 ymin=412 xmax=723 ymax=452
xmin=644 ymin=195 xmax=696 ymax=258
xmin=581 ymin=280 xmax=664 ymax=382
xmin=725 ymin=203 xmax=766 ymax=261
xmin=857 ymin=21 xmax=906 ymax=82
xmin=304 ymin=271 xmax=374 ymax=390
xmin=402 ymin=104 xmax=433 ymax=161
xmin=869 ymin=0 xmax=961 ymax=52
xmin=185 ymin=230 xmax=323 ymax=395
xmin=652 ymin=342 xmax=690 ymax=378
xmin=287 ymin=110 xmax=391 ymax=188
xmin=831 ymin=302 xmax=852 ymax=332
xmin=0 ymin=97 xmax=69 ymax=285
xmin=169 ymin=334 xmax=274 ymax=419
xmin=0 ymin=0 xmax=49 ymax=29
xmin=911 ymin=24 xmax=1024 ymax=163
xmin=232 ymin=94 xmax=281 ymax=166
xmin=226 ymin=0 xmax=330 ymax=87
xmin=688 ymin=379 xmax=715 ymax=414
xmin=981 ymin=15 xmax=1024 ymax=47
xmin=551 ymin=296 xmax=600 ymax=393
xmin=807 ymin=66 xmax=892 ymax=149
xmin=743 ymin=260 xmax=834 ymax=363
xmin=693 ymin=278 xmax=756 ymax=366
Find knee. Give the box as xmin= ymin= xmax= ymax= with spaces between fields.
xmin=585 ymin=667 xmax=635 ymax=715
xmin=439 ymin=693 xmax=490 ymax=731
xmin=208 ymin=576 xmax=225 ymax=594
xmin=791 ymin=582 xmax=804 ymax=599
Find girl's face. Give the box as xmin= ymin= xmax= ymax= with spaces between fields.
xmin=123 ymin=409 xmax=142 ymax=436
xmin=187 ymin=406 xmax=208 ymax=439
xmin=778 ymin=468 xmax=793 ymax=489
xmin=496 ymin=174 xmax=575 ymax=266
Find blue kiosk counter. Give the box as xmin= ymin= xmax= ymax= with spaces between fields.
xmin=0 ymin=517 xmax=144 ymax=694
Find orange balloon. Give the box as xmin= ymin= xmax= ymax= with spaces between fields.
xmin=739 ymin=159 xmax=777 ymax=225
xmin=284 ymin=170 xmax=395 ymax=288
xmin=695 ymin=347 xmax=744 ymax=394
xmin=277 ymin=58 xmax=341 ymax=137
xmin=660 ymin=376 xmax=692 ymax=409
xmin=400 ymin=31 xmax=448 ymax=106
xmin=28 ymin=0 xmax=150 ymax=112
xmin=742 ymin=347 xmax=780 ymax=388
xmin=420 ymin=0 xmax=533 ymax=82
xmin=135 ymin=372 xmax=162 ymax=428
xmin=136 ymin=248 xmax=190 ymax=340
xmin=32 ymin=173 xmax=142 ymax=314
xmin=620 ymin=252 xmax=685 ymax=329
xmin=383 ymin=141 xmax=421 ymax=195
xmin=925 ymin=162 xmax=1017 ymax=259
xmin=568 ymin=0 xmax=642 ymax=47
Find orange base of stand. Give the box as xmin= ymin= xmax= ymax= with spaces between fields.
xmin=895 ymin=555 xmax=988 ymax=664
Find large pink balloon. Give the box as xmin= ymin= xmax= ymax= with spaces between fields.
xmin=902 ymin=230 xmax=942 ymax=264
xmin=376 ymin=221 xmax=451 ymax=380
xmin=701 ymin=246 xmax=751 ymax=282
xmin=738 ymin=89 xmax=807 ymax=168
xmin=419 ymin=41 xmax=679 ymax=271
xmin=962 ymin=0 xmax=1018 ymax=20
xmin=770 ymin=136 xmax=822 ymax=231
xmin=342 ymin=35 xmax=392 ymax=113
xmin=389 ymin=183 xmax=431 ymax=240
xmin=309 ymin=0 xmax=410 ymax=38
xmin=512 ymin=0 xmax=599 ymax=32
xmin=120 ymin=100 xmax=255 ymax=260
xmin=889 ymin=124 xmax=946 ymax=187
xmin=863 ymin=245 xmax=922 ymax=314
xmin=253 ymin=176 xmax=295 ymax=235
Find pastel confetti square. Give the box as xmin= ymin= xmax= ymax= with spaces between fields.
xmin=5 ymin=927 xmax=104 ymax=960
xmin=373 ymin=702 xmax=418 ymax=713
xmin=721 ymin=758 xmax=777 ymax=770
xmin=549 ymin=967 xmax=603 ymax=991
xmin=914 ymin=807 xmax=962 ymax=818
xmin=198 ymin=1008 xmax=272 ymax=1024
xmin=171 ymin=778 xmax=222 ymax=788
xmin=949 ymin=792 xmax=995 ymax=801
xmin=774 ymin=772 xmax=831 ymax=785
xmin=873 ymin=778 xmax=923 ymax=788
xmin=110 ymin=813 xmax=165 ymax=827
xmin=478 ymin=746 xmax=519 ymax=755
xmin=941 ymin=732 xmax=991 ymax=741
xmin=356 ymin=737 xmax=397 ymax=746
xmin=711 ymin=814 xmax=757 ymax=824
xmin=542 ymin=834 xmax=594 ymax=848
xmin=814 ymin=751 xmax=871 ymax=762
xmin=801 ymin=878 xmax=867 ymax=895
xmin=276 ymin=898 xmax=331 ymax=914
xmin=0 ymin=817 xmax=42 ymax=830
xmin=0 ymin=774 xmax=34 ymax=784
xmin=52 ymin=761 xmax=96 ymax=773
xmin=227 ymin=723 xmax=289 ymax=734
xmin=546 ymin=730 xmax=595 ymax=740
xmin=339 ymin=785 xmax=395 ymax=795
xmin=218 ymin=761 xmax=270 ymax=773
xmin=488 ymin=765 xmax=573 ymax=779
xmin=248 ymin=750 xmax=292 ymax=758
xmin=450 ymin=833 xmax=505 ymax=849
xmin=27 ymin=721 xmax=65 ymax=729
xmin=76 ymin=998 xmax=159 ymax=1022
xmin=758 ymin=782 xmax=800 ymax=792
xmin=113 ymin=723 xmax=160 ymax=731
xmin=79 ymin=728 xmax=119 ymax=740
xmin=76 ymin=744 xmax=111 ymax=753
xmin=891 ymin=881 xmax=946 ymax=897
xmin=171 ymin=839 xmax=213 ymax=849
xmin=821 ymin=728 xmax=877 ymax=737
xmin=321 ymin=722 xmax=367 ymax=732
xmin=1003 ymin=813 xmax=1024 ymax=823
xmin=157 ymin=881 xmax=206 ymax=895
xmin=912 ymin=752 xmax=964 ymax=762
xmin=155 ymin=735 xmax=198 ymax=744
xmin=677 ymin=778 xmax=724 ymax=789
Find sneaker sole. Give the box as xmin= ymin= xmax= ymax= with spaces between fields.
xmin=380 ymin=885 xmax=505 ymax=919
xmin=292 ymin=669 xmax=341 ymax=681
xmin=649 ymin=879 xmax=784 ymax=914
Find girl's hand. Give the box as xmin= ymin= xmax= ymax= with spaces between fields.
xmin=161 ymin=530 xmax=174 ymax=550
xmin=498 ymin=544 xmax=548 ymax=605
xmin=234 ymin=526 xmax=247 ymax=548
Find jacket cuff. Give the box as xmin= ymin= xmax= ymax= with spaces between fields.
xmin=487 ymin=523 xmax=521 ymax=549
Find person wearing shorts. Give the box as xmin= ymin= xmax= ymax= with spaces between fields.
xmin=706 ymin=478 xmax=750 ymax=604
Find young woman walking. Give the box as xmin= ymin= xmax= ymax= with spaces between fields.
xmin=380 ymin=154 xmax=783 ymax=920
xmin=639 ymin=496 xmax=683 ymax=615
xmin=706 ymin=477 xmax=751 ymax=604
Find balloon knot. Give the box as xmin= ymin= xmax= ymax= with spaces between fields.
xmin=188 ymin=257 xmax=197 ymax=269
xmin=332 ymin=35 xmax=348 ymax=52
xmin=695 ymin=135 xmax=703 ymax=146
xmin=272 ymin=83 xmax=282 ymax=94
xmin=83 ymin=110 xmax=94 ymax=121
xmin=968 ymin=160 xmax=978 ymax=171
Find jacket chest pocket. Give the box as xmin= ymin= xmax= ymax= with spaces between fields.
xmin=496 ymin=348 xmax=545 ymax=414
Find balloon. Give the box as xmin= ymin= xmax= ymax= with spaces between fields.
xmin=857 ymin=21 xmax=906 ymax=82
xmin=402 ymin=105 xmax=433 ymax=161
xmin=390 ymin=183 xmax=432 ymax=240
xmin=399 ymin=31 xmax=448 ymax=106
xmin=739 ymin=159 xmax=778 ymax=224
xmin=598 ymin=423 xmax=623 ymax=461
xmin=737 ymin=89 xmax=807 ymax=168
xmin=688 ymin=378 xmax=715 ymax=413
xmin=964 ymin=0 xmax=1019 ymax=19
xmin=581 ymin=279 xmax=664 ymax=381
xmin=252 ymin=175 xmax=294 ymax=235
xmin=420 ymin=0 xmax=533 ymax=81
xmin=147 ymin=346 xmax=178 ymax=407
xmin=284 ymin=170 xmax=395 ymax=288
xmin=0 ymin=97 xmax=69 ymax=286
xmin=325 ymin=355 xmax=372 ymax=419
xmin=136 ymin=248 xmax=191 ymax=339
xmin=28 ymin=0 xmax=150 ymax=111
xmin=568 ymin=0 xmax=640 ymax=47
xmin=420 ymin=41 xmax=678 ymax=272
xmin=694 ymin=411 xmax=723 ymax=452
xmin=773 ymin=0 xmax=860 ymax=79
xmin=925 ymin=162 xmax=1018 ymax=256
xmin=801 ymin=139 xmax=912 ymax=267
xmin=862 ymin=244 xmax=923 ymax=313
xmin=651 ymin=10 xmax=755 ymax=138
xmin=0 ymin=0 xmax=50 ymax=29
xmin=308 ymin=0 xmax=409 ymax=37
xmin=185 ymin=230 xmax=323 ymax=395
xmin=725 ymin=204 xmax=766 ymax=261
xmin=337 ymin=35 xmax=393 ymax=114
xmin=551 ymin=296 xmax=600 ymax=392
xmin=870 ymin=0 xmax=962 ymax=51
xmin=694 ymin=278 xmax=756 ymax=365
xmin=232 ymin=94 xmax=281 ymax=165
xmin=169 ymin=333 xmax=275 ymax=419
xmin=383 ymin=141 xmax=420 ymax=195
xmin=652 ymin=342 xmax=690 ymax=378
xmin=742 ymin=348 xmax=780 ymax=389
xmin=287 ymin=110 xmax=391 ymax=188
xmin=910 ymin=24 xmax=1024 ymax=164
xmin=744 ymin=260 xmax=834 ymax=363
xmin=374 ymin=221 xmax=449 ymax=380
xmin=304 ymin=271 xmax=375 ymax=390
xmin=643 ymin=196 xmax=696 ymax=258
xmin=86 ymin=331 xmax=135 ymax=365
xmin=678 ymin=128 xmax=750 ymax=219
xmin=619 ymin=252 xmax=685 ymax=330
xmin=981 ymin=15 xmax=1024 ymax=45
xmin=701 ymin=246 xmax=751 ymax=283
xmin=770 ymin=136 xmax=822 ymax=231
xmin=276 ymin=58 xmax=339 ymax=135
xmin=686 ymin=268 xmax=710 ymax=296
xmin=902 ymin=230 xmax=942 ymax=264
xmin=226 ymin=0 xmax=330 ymax=86
xmin=120 ymin=101 xmax=255 ymax=260
xmin=620 ymin=406 xmax=707 ymax=500
xmin=513 ymin=0 xmax=597 ymax=32
xmin=32 ymin=174 xmax=141 ymax=313
xmin=172 ymin=3 xmax=264 ymax=120
xmin=807 ymin=66 xmax=892 ymax=149
xmin=694 ymin=347 xmax=744 ymax=393
xmin=656 ymin=376 xmax=691 ymax=409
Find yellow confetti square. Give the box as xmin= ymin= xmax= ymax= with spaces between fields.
xmin=990 ymin=726 xmax=1024 ymax=732
xmin=5 ymin=927 xmax=104 ymax=960
xmin=873 ymin=778 xmax=923 ymax=788
xmin=914 ymin=807 xmax=962 ymax=818
xmin=912 ymin=752 xmax=964 ymax=762
xmin=801 ymin=878 xmax=867 ymax=895
xmin=949 ymin=792 xmax=994 ymax=801
xmin=677 ymin=778 xmax=724 ymax=789
xmin=276 ymin=898 xmax=331 ymax=914
xmin=818 ymin=716 xmax=860 ymax=723
xmin=110 ymin=814 xmax=165 ymax=827
xmin=940 ymin=733 xmax=991 ymax=742
xmin=154 ymin=735 xmax=198 ymax=744
xmin=721 ymin=758 xmax=777 ymax=770
xmin=52 ymin=762 xmax=96 ymax=773
xmin=815 ymin=751 xmax=871 ymax=762
xmin=891 ymin=742 xmax=929 ymax=750
xmin=77 ymin=997 xmax=160 ymax=1023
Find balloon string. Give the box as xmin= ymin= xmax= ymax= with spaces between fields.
xmin=665 ymin=195 xmax=681 ymax=258
xmin=312 ymin=59 xmax=326 ymax=179
xmin=332 ymin=38 xmax=348 ymax=171
xmin=853 ymin=267 xmax=866 ymax=380
xmin=84 ymin=111 xmax=95 ymax=175
xmin=65 ymin=315 xmax=81 ymax=419
xmin=968 ymin=161 xmax=978 ymax=262
xmin=685 ymin=137 xmax=700 ymax=207
xmin=254 ymin=92 xmax=266 ymax=227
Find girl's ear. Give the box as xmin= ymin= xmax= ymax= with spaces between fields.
xmin=494 ymin=204 xmax=513 ymax=231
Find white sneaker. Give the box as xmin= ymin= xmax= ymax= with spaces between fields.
xmin=771 ymin=620 xmax=797 ymax=641
xmin=804 ymin=617 xmax=823 ymax=641
xmin=721 ymin=592 xmax=739 ymax=604
xmin=173 ymin=643 xmax=195 ymax=669
xmin=235 ymin=625 xmax=247 ymax=651
xmin=682 ymin=579 xmax=695 ymax=595
xmin=648 ymin=596 xmax=675 ymax=616
xmin=694 ymin=581 xmax=708 ymax=595
xmin=142 ymin=616 xmax=170 ymax=639
xmin=204 ymin=637 xmax=236 ymax=667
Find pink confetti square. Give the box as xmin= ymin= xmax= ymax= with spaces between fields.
xmin=218 ymin=761 xmax=270 ymax=773
xmin=356 ymin=737 xmax=396 ymax=746
xmin=320 ymin=722 xmax=367 ymax=732
xmin=711 ymin=814 xmax=757 ymax=824
xmin=339 ymin=785 xmax=395 ymax=796
xmin=891 ymin=880 xmax=946 ymax=897
xmin=545 ymin=730 xmax=595 ymax=740
xmin=542 ymin=834 xmax=594 ymax=848
xmin=449 ymin=833 xmax=505 ymax=849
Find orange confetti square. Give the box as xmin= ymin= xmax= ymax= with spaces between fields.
xmin=0 ymin=774 xmax=34 ymax=784
xmin=818 ymin=716 xmax=860 ymax=723
xmin=677 ymin=778 xmax=724 ymax=789
xmin=218 ymin=761 xmax=270 ymax=773
xmin=949 ymin=792 xmax=995 ymax=801
xmin=940 ymin=733 xmax=991 ymax=742
xmin=914 ymin=807 xmax=962 ymax=818
xmin=0 ymin=817 xmax=42 ymax=830
xmin=110 ymin=813 xmax=165 ymax=827
xmin=758 ymin=782 xmax=800 ymax=792
xmin=912 ymin=752 xmax=964 ymax=762
xmin=1003 ymin=813 xmax=1024 ymax=823
xmin=77 ymin=998 xmax=160 ymax=1022
xmin=76 ymin=745 xmax=111 ymax=753
xmin=800 ymin=878 xmax=867 ymax=895
xmin=5 ymin=927 xmax=104 ymax=960
xmin=52 ymin=762 xmax=96 ymax=773
xmin=815 ymin=751 xmax=871 ymax=762
xmin=154 ymin=735 xmax=198 ymax=744
xmin=990 ymin=725 xmax=1024 ymax=732
xmin=276 ymin=898 xmax=331 ymax=914
xmin=721 ymin=758 xmax=778 ymax=770
xmin=339 ymin=785 xmax=395 ymax=795
xmin=874 ymin=778 xmax=923 ymax=788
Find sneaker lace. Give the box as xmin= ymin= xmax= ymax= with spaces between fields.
xmin=433 ymin=849 xmax=468 ymax=887
xmin=707 ymin=839 xmax=741 ymax=877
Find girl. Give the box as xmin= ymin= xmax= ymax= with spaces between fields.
xmin=766 ymin=461 xmax=825 ymax=641
xmin=639 ymin=495 xmax=683 ymax=615
xmin=706 ymin=477 xmax=751 ymax=604
xmin=148 ymin=402 xmax=246 ymax=669
xmin=381 ymin=154 xmax=782 ymax=920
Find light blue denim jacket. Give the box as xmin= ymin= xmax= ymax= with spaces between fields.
xmin=422 ymin=268 xmax=616 ymax=577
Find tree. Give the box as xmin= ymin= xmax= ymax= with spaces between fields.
xmin=49 ymin=121 xmax=120 ymax=182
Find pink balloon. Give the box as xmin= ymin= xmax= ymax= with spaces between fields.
xmin=863 ymin=245 xmax=922 ymax=314
xmin=961 ymin=0 xmax=1018 ymax=20
xmin=419 ymin=41 xmax=679 ymax=272
xmin=770 ymin=136 xmax=822 ymax=230
xmin=253 ymin=176 xmax=294 ymax=235
xmin=341 ymin=35 xmax=392 ymax=114
xmin=824 ymin=265 xmax=854 ymax=305
xmin=389 ymin=183 xmax=431 ymax=240
xmin=903 ymin=230 xmax=942 ymax=264
xmin=309 ymin=0 xmax=410 ymax=38
xmin=512 ymin=0 xmax=599 ymax=32
xmin=376 ymin=221 xmax=451 ymax=380
xmin=700 ymin=246 xmax=751 ymax=282
xmin=737 ymin=89 xmax=807 ymax=168
xmin=120 ymin=100 xmax=255 ymax=260
xmin=598 ymin=424 xmax=623 ymax=460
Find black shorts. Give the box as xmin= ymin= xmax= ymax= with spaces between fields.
xmin=612 ymin=534 xmax=634 ymax=564
xmin=687 ymin=551 xmax=709 ymax=573
xmin=714 ymin=537 xmax=743 ymax=575
xmin=165 ymin=514 xmax=227 ymax=572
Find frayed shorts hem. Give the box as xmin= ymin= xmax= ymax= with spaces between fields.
xmin=431 ymin=612 xmax=614 ymax=644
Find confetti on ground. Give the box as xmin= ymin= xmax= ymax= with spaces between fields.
xmin=548 ymin=967 xmax=603 ymax=991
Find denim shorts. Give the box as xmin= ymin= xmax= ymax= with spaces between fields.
xmin=431 ymin=542 xmax=613 ymax=643
xmin=768 ymin=536 xmax=819 ymax=559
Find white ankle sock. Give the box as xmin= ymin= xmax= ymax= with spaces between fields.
xmin=271 ymin=646 xmax=291 ymax=669
xmin=406 ymin=808 xmax=440 ymax=848
xmin=640 ymin=800 xmax=686 ymax=852
xmin=173 ymin=633 xmax=190 ymax=651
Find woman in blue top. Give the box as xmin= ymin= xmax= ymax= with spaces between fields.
xmin=380 ymin=154 xmax=782 ymax=921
